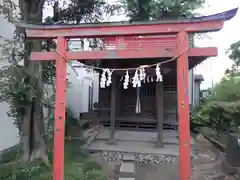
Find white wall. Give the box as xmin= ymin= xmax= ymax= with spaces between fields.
xmin=0 ymin=2 xmax=20 ymax=150
xmin=0 ymin=102 xmax=19 ymax=151
xmin=188 ymin=69 xmax=194 ymax=106
xmin=67 ymin=39 xmax=99 ymax=118
xmin=66 ymin=63 xmax=99 ymax=119
xmin=0 ymin=60 xmax=19 ymax=151
xmin=92 ymin=73 xmax=99 ymax=107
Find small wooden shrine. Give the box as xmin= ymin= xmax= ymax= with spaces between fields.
xmin=88 ymin=34 xmax=191 ymax=130
xmin=15 ymin=7 xmax=238 ymax=180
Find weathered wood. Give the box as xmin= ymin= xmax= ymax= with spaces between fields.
xmin=108 ymin=74 xmax=117 ymax=144
xmin=120 ymin=83 xmax=156 ymax=118
xmin=163 ymin=90 xmax=178 ymax=126
xmin=177 ymin=31 xmax=191 ymax=180
xmin=15 ymin=19 xmax=226 ymax=39
xmin=53 ymin=37 xmax=67 ymax=180
xmin=156 ymin=82 xmax=164 ymax=147
xmin=115 ymin=76 xmax=121 ymax=117
xmin=30 ymin=47 xmax=218 ymax=61
xmin=15 ymin=7 xmax=238 ymax=39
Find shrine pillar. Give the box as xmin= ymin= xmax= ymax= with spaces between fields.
xmin=177 ymin=31 xmax=191 ymax=180
xmin=108 ymin=73 xmax=117 ymax=144
xmin=53 ymin=37 xmax=68 ymax=180
xmin=155 ymin=81 xmax=164 ymax=147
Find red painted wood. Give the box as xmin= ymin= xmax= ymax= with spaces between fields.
xmin=30 ymin=47 xmax=218 ymax=61
xmin=104 ymin=35 xmax=177 ymax=50
xmin=177 ymin=31 xmax=191 ymax=180
xmin=53 ymin=37 xmax=67 ymax=180
xmin=25 ymin=20 xmax=224 ymax=39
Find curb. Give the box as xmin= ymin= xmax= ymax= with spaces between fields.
xmin=82 ymin=126 xmax=102 ymax=149
xmin=194 ymin=128 xmax=226 ymax=152
xmin=203 ymin=135 xmax=226 ymax=152
xmin=195 ymin=130 xmax=240 ymax=179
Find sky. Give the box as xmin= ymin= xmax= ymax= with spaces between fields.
xmin=44 ymin=0 xmax=240 ymax=90
xmin=194 ymin=0 xmax=240 ymax=89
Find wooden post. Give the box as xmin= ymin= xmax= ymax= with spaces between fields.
xmin=156 ymin=82 xmax=164 ymax=148
xmin=53 ymin=37 xmax=67 ymax=180
xmin=177 ymin=31 xmax=191 ymax=180
xmin=108 ymin=74 xmax=117 ymax=144
xmin=107 ymin=37 xmax=124 ymax=144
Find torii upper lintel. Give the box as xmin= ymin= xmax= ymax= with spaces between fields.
xmin=14 ymin=8 xmax=238 ymax=39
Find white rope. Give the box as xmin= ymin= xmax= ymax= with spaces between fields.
xmin=56 ymin=47 xmax=189 ymax=88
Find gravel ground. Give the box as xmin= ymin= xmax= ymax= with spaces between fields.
xmin=91 ymin=133 xmax=239 ymax=180
xmin=94 ymin=151 xmax=200 ymax=164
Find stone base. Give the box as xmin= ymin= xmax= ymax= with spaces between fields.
xmin=120 ymin=162 xmax=135 ymax=173
xmin=119 ymin=178 xmax=135 ymax=180
xmin=123 ymin=154 xmax=135 ymax=161
xmin=106 ymin=139 xmax=117 ymax=145
xmin=89 ymin=140 xmax=181 ymax=156
xmin=155 ymin=142 xmax=164 ymax=148
xmin=220 ymin=152 xmax=240 ymax=175
xmin=221 ymin=158 xmax=238 ymax=174
xmin=96 ymin=129 xmax=196 ymax=145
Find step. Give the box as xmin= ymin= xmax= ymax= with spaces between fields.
xmin=120 ymin=162 xmax=135 ymax=173
xmin=122 ymin=154 xmax=135 ymax=161
xmin=118 ymin=178 xmax=135 ymax=180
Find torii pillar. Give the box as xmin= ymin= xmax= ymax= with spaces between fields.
xmin=177 ymin=31 xmax=191 ymax=180
xmin=53 ymin=37 xmax=67 ymax=180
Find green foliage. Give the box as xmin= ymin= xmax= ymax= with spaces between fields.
xmin=46 ymin=107 xmax=81 ymax=139
xmin=49 ymin=0 xmax=122 ymax=24
xmin=0 ymin=140 xmax=106 ymax=180
xmin=187 ymin=19 xmax=240 ymax=140
xmin=0 ymin=65 xmax=37 ymax=105
xmin=66 ymin=108 xmax=80 ymax=127
xmin=0 ymin=145 xmax=21 ymax=164
xmin=209 ymin=77 xmax=240 ymax=101
xmin=0 ymin=65 xmax=38 ymax=130
xmin=65 ymin=107 xmax=82 ymax=137
xmin=191 ymin=73 xmax=240 ymax=134
xmin=0 ymin=161 xmax=43 ymax=180
xmin=121 ymin=0 xmax=205 ymax=21
xmin=227 ymin=40 xmax=240 ymax=67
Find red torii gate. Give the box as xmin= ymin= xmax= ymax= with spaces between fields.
xmin=15 ymin=8 xmax=237 ymax=180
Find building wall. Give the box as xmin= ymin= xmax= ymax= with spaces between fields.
xmin=189 ymin=70 xmax=204 ymax=107
xmin=193 ymin=81 xmax=201 ymax=106
xmin=66 ymin=62 xmax=99 ymax=119
xmin=0 ymin=0 xmax=20 ymax=151
xmin=66 ymin=39 xmax=99 ymax=118
xmin=188 ymin=34 xmax=195 ymax=107
xmin=0 ymin=50 xmax=19 ymax=152
xmin=188 ymin=69 xmax=194 ymax=106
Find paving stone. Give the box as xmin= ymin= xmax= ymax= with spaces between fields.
xmin=118 ymin=178 xmax=135 ymax=180
xmin=120 ymin=162 xmax=135 ymax=173
xmin=123 ymin=154 xmax=135 ymax=161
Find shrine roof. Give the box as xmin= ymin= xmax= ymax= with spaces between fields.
xmin=15 ymin=8 xmax=237 ymax=30
xmin=194 ymin=74 xmax=204 ymax=82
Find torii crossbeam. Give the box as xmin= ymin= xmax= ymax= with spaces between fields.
xmin=15 ymin=7 xmax=238 ymax=180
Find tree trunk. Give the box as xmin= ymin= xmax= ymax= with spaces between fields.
xmin=30 ymin=94 xmax=49 ymax=166
xmin=21 ymin=105 xmax=31 ymax=161
xmin=18 ymin=0 xmax=49 ymax=166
